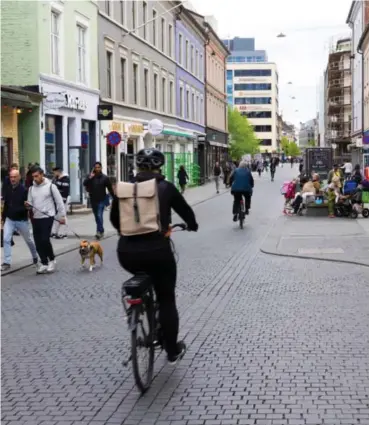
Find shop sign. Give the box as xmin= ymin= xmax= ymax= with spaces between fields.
xmin=43 ymin=93 xmax=66 ymax=109
xmin=126 ymin=122 xmax=144 ymax=135
xmin=364 ymin=131 xmax=369 ymax=145
xmin=147 ymin=119 xmax=164 ymax=136
xmin=110 ymin=121 xmax=123 ymax=133
xmin=197 ymin=135 xmax=206 ymax=143
xmin=97 ymin=104 xmax=113 ymax=120
xmin=64 ymin=93 xmax=87 ymax=111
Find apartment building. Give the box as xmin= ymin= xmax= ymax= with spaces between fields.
xmin=226 ymin=62 xmax=279 ymax=153
xmin=222 ymin=37 xmax=267 ymax=64
xmin=1 ymin=0 xmax=100 ymax=205
xmin=325 ymin=38 xmax=352 ymax=163
xmin=298 ymin=118 xmax=317 ymax=148
xmin=358 ymin=24 xmax=369 ymax=152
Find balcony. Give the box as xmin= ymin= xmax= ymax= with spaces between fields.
xmin=327 ymin=95 xmax=351 ymax=113
xmin=326 ymin=129 xmax=351 ymax=141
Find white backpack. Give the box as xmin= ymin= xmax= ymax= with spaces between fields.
xmin=116 ymin=179 xmax=161 ymax=236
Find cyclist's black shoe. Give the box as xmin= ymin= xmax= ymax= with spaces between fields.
xmin=246 ymin=209 xmax=249 ymax=215
xmin=168 ymin=341 xmax=186 ymax=364
xmin=233 ymin=214 xmax=238 ymax=222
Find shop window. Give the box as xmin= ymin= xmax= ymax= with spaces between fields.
xmin=107 ymin=144 xmax=117 ymax=180
xmin=51 ymin=11 xmax=61 ymax=75
xmin=77 ymin=25 xmax=86 ymax=83
xmin=1 ymin=137 xmax=13 ymax=171
xmin=45 ymin=115 xmax=56 ymax=174
xmin=81 ymin=120 xmax=90 ymax=178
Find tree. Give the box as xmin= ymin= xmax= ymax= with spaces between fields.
xmin=280 ymin=136 xmax=290 ymax=154
xmin=228 ymin=107 xmax=260 ymax=160
xmin=287 ymin=141 xmax=301 ymax=157
xmin=308 ymin=139 xmax=316 ymax=147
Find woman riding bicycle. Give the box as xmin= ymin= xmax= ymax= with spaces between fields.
xmin=110 ymin=148 xmax=198 ymax=364
xmin=229 ymin=161 xmax=254 ymax=222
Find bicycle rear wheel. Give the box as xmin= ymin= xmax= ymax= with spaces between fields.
xmin=131 ymin=293 xmax=155 ymax=393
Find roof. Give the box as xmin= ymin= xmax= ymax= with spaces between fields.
xmin=358 ymin=23 xmax=369 ymax=52
xmin=346 ymin=1 xmax=356 ymax=24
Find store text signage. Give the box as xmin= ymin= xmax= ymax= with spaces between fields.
xmin=109 ymin=121 xmax=123 ymax=132
xmin=235 ymin=105 xmax=271 ymax=111
xmin=234 ymin=77 xmax=271 ymax=83
xmin=127 ymin=123 xmax=144 ymax=135
xmin=64 ymin=93 xmax=87 ymax=111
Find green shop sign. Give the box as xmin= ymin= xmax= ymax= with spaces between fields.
xmin=162 ymin=129 xmax=195 ymax=138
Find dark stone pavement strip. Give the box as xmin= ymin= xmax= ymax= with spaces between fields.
xmin=2 ymin=168 xmax=369 ymax=425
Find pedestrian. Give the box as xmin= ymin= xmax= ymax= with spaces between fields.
xmin=2 ymin=163 xmax=22 ymax=236
xmin=83 ymin=162 xmax=114 ymax=240
xmin=26 ymin=166 xmax=66 ymax=274
xmin=290 ymin=157 xmax=294 ymax=168
xmin=270 ymin=158 xmax=277 ymax=182
xmin=177 ymin=165 xmax=189 ymax=194
xmin=328 ymin=164 xmax=343 ymax=191
xmin=351 ymin=164 xmax=363 ymax=186
xmin=222 ymin=162 xmax=231 ymax=188
xmin=1 ymin=169 xmax=38 ymax=272
xmin=213 ymin=161 xmax=222 ymax=194
xmin=257 ymin=160 xmax=263 ymax=177
xmin=25 ymin=163 xmax=35 ymax=189
xmin=51 ymin=166 xmax=70 ymax=239
xmin=341 ymin=161 xmax=353 ymax=180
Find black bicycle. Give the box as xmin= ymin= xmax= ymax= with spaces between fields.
xmin=239 ymin=198 xmax=246 ymax=229
xmin=121 ymin=223 xmax=187 ymax=393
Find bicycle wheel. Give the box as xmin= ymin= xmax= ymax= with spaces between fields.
xmin=239 ymin=203 xmax=245 ymax=229
xmin=131 ymin=293 xmax=155 ymax=393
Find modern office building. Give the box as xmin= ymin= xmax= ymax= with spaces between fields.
xmin=222 ymin=37 xmax=267 ymax=63
xmin=226 ymin=62 xmax=279 ymax=153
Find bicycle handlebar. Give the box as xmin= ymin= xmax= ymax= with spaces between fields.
xmin=170 ymin=223 xmax=187 ymax=231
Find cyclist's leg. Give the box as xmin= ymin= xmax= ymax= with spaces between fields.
xmin=233 ymin=192 xmax=241 ymax=218
xmin=244 ymin=192 xmax=251 ymax=213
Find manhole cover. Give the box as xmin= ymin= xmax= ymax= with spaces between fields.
xmin=297 ymin=248 xmax=344 ymax=254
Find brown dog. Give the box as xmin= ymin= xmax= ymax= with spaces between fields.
xmin=79 ymin=240 xmax=103 ymax=271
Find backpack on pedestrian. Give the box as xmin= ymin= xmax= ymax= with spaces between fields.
xmin=116 ymin=178 xmax=161 ymax=236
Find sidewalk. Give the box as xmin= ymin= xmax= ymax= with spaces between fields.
xmin=1 ymin=181 xmax=226 ymax=276
xmin=260 ymin=214 xmax=369 ymax=267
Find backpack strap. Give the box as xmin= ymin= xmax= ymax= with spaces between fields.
xmin=133 ymin=182 xmax=140 ymax=223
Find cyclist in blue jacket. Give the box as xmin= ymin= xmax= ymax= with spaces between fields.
xmin=229 ymin=161 xmax=254 ymax=221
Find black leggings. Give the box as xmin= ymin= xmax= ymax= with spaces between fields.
xmin=118 ymin=242 xmax=179 ymax=357
xmin=232 ymin=192 xmax=251 ymax=214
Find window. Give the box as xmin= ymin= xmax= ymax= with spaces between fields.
xmin=260 ymin=139 xmax=272 ymax=146
xmin=154 ymin=73 xmax=158 ymax=109
xmin=152 ymin=10 xmax=157 ymax=46
xmin=106 ymin=51 xmax=112 ymax=98
xmin=142 ymin=1 xmax=147 ymax=39
xmin=234 ymin=83 xmax=272 ymax=91
xmin=234 ymin=69 xmax=272 ymax=77
xmin=132 ymin=1 xmax=136 ymax=30
xmin=179 ymin=34 xmax=183 ymax=64
xmin=120 ymin=1 xmax=124 ymax=25
xmin=51 ymin=11 xmax=60 ymax=75
xmin=185 ymin=40 xmax=189 ymax=69
xmin=168 ymin=24 xmax=173 ymax=57
xmin=200 ymin=98 xmax=203 ymax=124
xmin=191 ymin=45 xmax=194 ymax=73
xmin=226 ymin=70 xmax=233 ymax=79
xmin=179 ymin=86 xmax=184 ymax=116
xmin=196 ymin=95 xmax=199 ymax=122
xmin=253 ymin=125 xmax=272 ymax=132
xmin=105 ymin=0 xmax=111 ymax=15
xmin=120 ymin=58 xmax=126 ymax=101
xmin=200 ymin=53 xmax=203 ymax=78
xmin=77 ymin=25 xmax=86 ymax=83
xmin=195 ymin=50 xmax=199 ymax=77
xmin=234 ymin=97 xmax=272 ymax=105
xmin=169 ymin=81 xmax=173 ymax=113
xmin=242 ymin=111 xmax=272 ymax=118
xmin=161 ymin=18 xmax=165 ymax=52
xmin=144 ymin=68 xmax=149 ymax=107
xmin=186 ymin=90 xmax=190 ymax=118
xmin=191 ymin=93 xmax=195 ymax=120
xmin=132 ymin=63 xmax=138 ymax=104
xmin=162 ymin=77 xmax=166 ymax=112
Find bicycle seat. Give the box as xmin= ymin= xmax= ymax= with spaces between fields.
xmin=122 ymin=273 xmax=151 ymax=298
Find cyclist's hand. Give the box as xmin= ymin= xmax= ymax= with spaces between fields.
xmin=187 ymin=223 xmax=198 ymax=232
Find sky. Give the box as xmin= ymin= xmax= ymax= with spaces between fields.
xmin=187 ymin=0 xmax=352 ymax=129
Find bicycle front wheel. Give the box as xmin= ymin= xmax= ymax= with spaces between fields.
xmin=131 ymin=299 xmax=155 ymax=393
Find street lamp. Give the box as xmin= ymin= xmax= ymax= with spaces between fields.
xmin=277 ymin=33 xmax=286 ymax=38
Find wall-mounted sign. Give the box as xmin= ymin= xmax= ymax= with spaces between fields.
xmin=43 ymin=93 xmax=66 ymax=109
xmin=110 ymin=121 xmax=123 ymax=132
xmin=64 ymin=94 xmax=87 ymax=111
xmin=197 ymin=135 xmax=206 ymax=143
xmin=106 ymin=131 xmax=122 ymax=146
xmin=128 ymin=123 xmax=144 ymax=135
xmin=147 ymin=119 xmax=164 ymax=136
xmin=98 ymin=104 xmax=113 ymax=120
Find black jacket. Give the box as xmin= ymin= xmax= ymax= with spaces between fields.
xmin=2 ymin=183 xmax=29 ymax=222
xmin=110 ymin=172 xmax=198 ymax=250
xmin=177 ymin=168 xmax=189 ymax=185
xmin=53 ymin=174 xmax=70 ymax=202
xmin=83 ymin=173 xmax=114 ymax=204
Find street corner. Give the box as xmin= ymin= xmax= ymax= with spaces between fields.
xmin=260 ymin=215 xmax=369 ymax=267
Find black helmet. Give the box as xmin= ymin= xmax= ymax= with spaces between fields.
xmin=136 ymin=148 xmax=165 ymax=169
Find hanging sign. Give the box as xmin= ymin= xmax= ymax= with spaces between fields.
xmin=147 ymin=119 xmax=164 ymax=136
xmin=98 ymin=104 xmax=113 ymax=120
xmin=43 ymin=93 xmax=66 ymax=109
xmin=106 ymin=131 xmax=122 ymax=146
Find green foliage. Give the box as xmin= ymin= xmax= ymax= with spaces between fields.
xmin=280 ymin=136 xmax=301 ymax=157
xmin=228 ymin=107 xmax=260 ymax=160
xmin=308 ymin=139 xmax=316 ymax=147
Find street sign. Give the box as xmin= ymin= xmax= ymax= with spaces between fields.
xmin=106 ymin=131 xmax=122 ymax=147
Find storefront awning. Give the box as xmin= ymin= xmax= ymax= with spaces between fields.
xmin=162 ymin=129 xmax=195 ymax=139
xmin=1 ymin=87 xmax=43 ymax=108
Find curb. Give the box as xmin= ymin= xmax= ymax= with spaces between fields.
xmin=1 ymin=188 xmax=229 ymax=278
xmin=260 ymin=247 xmax=369 ymax=268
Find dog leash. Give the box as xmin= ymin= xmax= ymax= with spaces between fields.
xmin=26 ymin=203 xmax=82 ymax=240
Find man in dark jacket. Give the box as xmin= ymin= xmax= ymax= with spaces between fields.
xmin=110 ymin=148 xmax=198 ymax=364
xmin=83 ymin=162 xmax=114 ymax=239
xmin=1 ymin=169 xmax=38 ymax=272
xmin=230 ymin=161 xmax=255 ymax=221
xmin=51 ymin=166 xmax=70 ymax=239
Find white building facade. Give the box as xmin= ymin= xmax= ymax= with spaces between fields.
xmin=227 ymin=62 xmax=279 ymax=153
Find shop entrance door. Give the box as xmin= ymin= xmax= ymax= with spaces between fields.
xmin=68 ymin=147 xmax=83 ymax=204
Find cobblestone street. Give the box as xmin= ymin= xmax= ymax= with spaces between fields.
xmin=2 ymin=167 xmax=369 ymax=425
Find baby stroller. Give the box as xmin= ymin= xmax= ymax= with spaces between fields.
xmin=351 ymin=188 xmax=369 ymax=218
xmin=334 ymin=196 xmax=356 ymax=218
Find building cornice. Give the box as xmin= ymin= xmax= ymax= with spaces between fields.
xmin=358 ymin=23 xmax=369 ymax=52
xmin=39 ymin=74 xmax=100 ymax=95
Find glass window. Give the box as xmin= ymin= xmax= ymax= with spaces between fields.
xmin=161 ymin=18 xmax=165 ymax=52
xmin=260 ymin=139 xmax=272 ymax=146
xmin=191 ymin=45 xmax=194 ymax=73
xmin=243 ymin=111 xmax=272 ymax=118
xmin=144 ymin=68 xmax=148 ymax=107
xmin=186 ymin=90 xmax=190 ymax=118
xmin=143 ymin=1 xmax=147 ymax=39
xmin=186 ymin=40 xmax=189 ymax=69
xmin=192 ymin=92 xmax=195 ymax=120
xmin=106 ymin=51 xmax=112 ymax=98
xmin=253 ymin=125 xmax=272 ymax=132
xmin=132 ymin=1 xmax=136 ymax=30
xmin=81 ymin=120 xmax=90 ymax=180
xmin=179 ymin=86 xmax=184 ymax=116
xmin=152 ymin=10 xmax=157 ymax=46
xmin=234 ymin=83 xmax=272 ymax=91
xmin=153 ymin=73 xmax=158 ymax=109
xmin=234 ymin=69 xmax=272 ymax=77
xmin=168 ymin=24 xmax=173 ymax=56
xmin=169 ymin=81 xmax=173 ymax=114
xmin=132 ymin=63 xmax=138 ymax=104
xmin=162 ymin=77 xmax=166 ymax=112
xmin=105 ymin=0 xmax=110 ymax=15
xmin=45 ymin=115 xmax=56 ymax=175
xmin=120 ymin=57 xmax=126 ymax=101
xmin=234 ymin=97 xmax=272 ymax=104
xmin=179 ymin=34 xmax=183 ymax=64
xmin=226 ymin=70 xmax=233 ymax=79
xmin=77 ymin=25 xmax=86 ymax=83
xmin=51 ymin=11 xmax=60 ymax=75
xmin=120 ymin=1 xmax=124 ymax=25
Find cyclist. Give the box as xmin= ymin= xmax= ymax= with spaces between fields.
xmin=229 ymin=160 xmax=254 ymax=221
xmin=110 ymin=148 xmax=199 ymax=364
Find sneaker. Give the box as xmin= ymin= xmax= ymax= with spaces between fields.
xmin=233 ymin=214 xmax=238 ymax=222
xmin=168 ymin=341 xmax=186 ymax=365
xmin=1 ymin=263 xmax=11 ymax=272
xmin=47 ymin=260 xmax=56 ymax=273
xmin=36 ymin=264 xmax=49 ymax=274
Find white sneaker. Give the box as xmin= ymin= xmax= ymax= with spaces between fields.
xmin=36 ymin=264 xmax=49 ymax=274
xmin=47 ymin=260 xmax=56 ymax=273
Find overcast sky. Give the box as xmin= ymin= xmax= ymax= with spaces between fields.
xmin=188 ymin=0 xmax=352 ymax=128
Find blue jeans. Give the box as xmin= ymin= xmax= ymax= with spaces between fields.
xmin=92 ymin=201 xmax=105 ymax=234
xmin=3 ymin=218 xmax=37 ymax=265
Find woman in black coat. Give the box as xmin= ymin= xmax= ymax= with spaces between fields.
xmin=177 ymin=165 xmax=189 ymax=194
